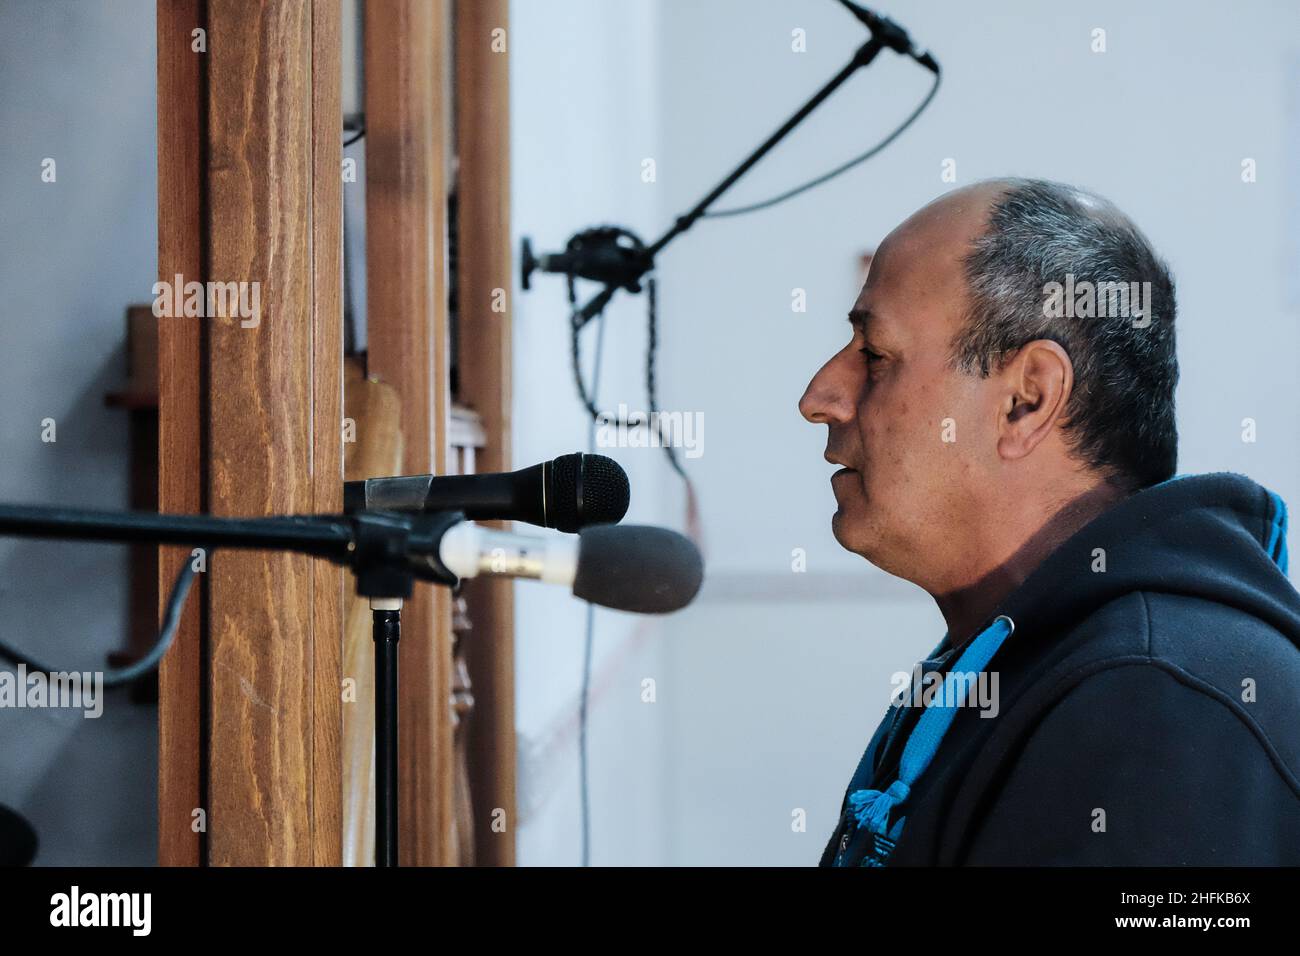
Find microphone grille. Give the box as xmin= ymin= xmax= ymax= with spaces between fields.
xmin=549 ymin=453 xmax=630 ymax=532
xmin=573 ymin=524 xmax=704 ymax=614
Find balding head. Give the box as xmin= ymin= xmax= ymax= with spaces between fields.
xmin=862 ymin=180 xmax=1009 ymax=360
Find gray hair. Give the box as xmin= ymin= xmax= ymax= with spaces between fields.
xmin=953 ymin=178 xmax=1179 ymax=490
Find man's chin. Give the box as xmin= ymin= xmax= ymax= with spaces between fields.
xmin=832 ymin=512 xmax=908 ymax=580
xmin=831 ymin=504 xmax=890 ymax=559
xmin=830 ymin=509 xmax=872 ymax=558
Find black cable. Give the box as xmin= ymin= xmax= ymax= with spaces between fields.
xmin=0 ymin=551 xmax=200 ymax=689
xmin=644 ymin=277 xmax=691 ymax=484
xmin=570 ymin=274 xmax=698 ymax=492
xmin=568 ymin=269 xmax=704 ymax=575
xmin=568 ymin=280 xmax=686 ymax=466
xmin=569 ymin=281 xmax=699 ymax=867
xmin=579 ymin=304 xmax=610 ymax=868
xmin=701 ymin=67 xmax=940 ymax=219
xmin=343 ymin=125 xmax=366 ymax=148
xmin=565 ymin=69 xmax=940 ymax=502
xmin=567 ymin=228 xmax=649 ymax=426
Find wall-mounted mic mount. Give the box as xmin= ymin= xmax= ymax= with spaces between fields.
xmin=521 ymin=227 xmax=651 ymax=330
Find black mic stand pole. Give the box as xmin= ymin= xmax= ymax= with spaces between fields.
xmin=370 ymin=596 xmax=401 ymax=867
xmin=644 ymin=37 xmax=886 ymax=260
xmin=530 ymin=33 xmax=889 ymax=328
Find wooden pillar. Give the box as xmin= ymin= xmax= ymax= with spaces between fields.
xmin=308 ymin=0 xmax=346 ymax=870
xmin=453 ymin=0 xmax=516 ymax=867
xmin=364 ymin=0 xmax=456 ymax=867
xmin=156 ymin=0 xmax=206 ymax=869
xmin=157 ymin=0 xmax=344 ymax=866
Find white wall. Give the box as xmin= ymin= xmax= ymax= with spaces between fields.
xmin=512 ymin=0 xmax=1300 ymax=865
xmin=509 ymin=0 xmax=676 ymax=865
xmin=0 ymin=0 xmax=158 ymax=864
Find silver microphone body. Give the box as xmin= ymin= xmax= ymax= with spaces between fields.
xmin=429 ymin=520 xmax=703 ymax=615
xmin=439 ymin=522 xmax=578 ymax=585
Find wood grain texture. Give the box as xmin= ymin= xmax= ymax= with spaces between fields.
xmin=364 ymin=0 xmax=456 ymax=866
xmin=203 ymin=0 xmax=343 ymax=866
xmin=310 ymin=0 xmax=345 ymax=868
xmin=453 ymin=0 xmax=517 ymax=867
xmin=156 ymin=0 xmax=207 ymax=868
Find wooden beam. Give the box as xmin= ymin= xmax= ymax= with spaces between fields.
xmin=453 ymin=0 xmax=516 ymax=867
xmin=156 ymin=0 xmax=207 ymax=869
xmin=202 ymin=0 xmax=343 ymax=867
xmin=157 ymin=0 xmax=344 ymax=866
xmin=310 ymin=0 xmax=345 ymax=868
xmin=364 ymin=0 xmax=455 ymax=867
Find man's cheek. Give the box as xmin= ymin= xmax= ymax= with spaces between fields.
xmin=862 ymin=403 xmax=907 ymax=456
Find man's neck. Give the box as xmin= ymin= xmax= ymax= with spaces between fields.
xmin=933 ymin=480 xmax=1130 ymax=649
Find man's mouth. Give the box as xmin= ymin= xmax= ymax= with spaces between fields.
xmin=832 ymin=466 xmax=857 ymax=479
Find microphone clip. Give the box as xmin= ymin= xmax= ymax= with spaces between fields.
xmin=521 ymin=226 xmax=652 ymax=329
xmin=349 ymin=510 xmax=463 ymax=598
xmin=838 ymin=1 xmax=938 ymax=73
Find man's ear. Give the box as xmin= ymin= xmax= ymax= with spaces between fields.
xmin=996 ymin=339 xmax=1073 ymax=461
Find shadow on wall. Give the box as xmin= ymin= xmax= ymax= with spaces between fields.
xmin=0 ymin=346 xmax=157 ymax=866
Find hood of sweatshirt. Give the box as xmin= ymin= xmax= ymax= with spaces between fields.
xmin=985 ymin=471 xmax=1295 ymax=665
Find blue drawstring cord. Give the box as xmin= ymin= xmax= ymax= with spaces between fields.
xmin=1266 ymin=489 xmax=1289 ymax=576
xmin=843 ymin=614 xmax=1015 ymax=861
xmin=849 ymin=779 xmax=910 ymax=834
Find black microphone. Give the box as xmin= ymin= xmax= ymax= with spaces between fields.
xmin=836 ymin=1 xmax=939 ymax=73
xmin=432 ymin=519 xmax=704 ymax=615
xmin=344 ymin=452 xmax=630 ymax=533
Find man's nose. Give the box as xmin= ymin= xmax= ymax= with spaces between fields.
xmin=799 ymin=357 xmax=854 ymax=425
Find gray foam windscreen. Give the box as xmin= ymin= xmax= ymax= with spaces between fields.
xmin=572 ymin=524 xmax=703 ymax=614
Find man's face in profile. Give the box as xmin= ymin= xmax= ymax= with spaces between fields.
xmin=799 ymin=186 xmax=1005 ymax=582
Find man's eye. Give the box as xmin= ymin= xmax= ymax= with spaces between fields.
xmin=859 ymin=347 xmax=883 ymax=363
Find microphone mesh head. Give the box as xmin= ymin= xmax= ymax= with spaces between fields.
xmin=549 ymin=453 xmax=630 ymax=532
xmin=573 ymin=525 xmax=704 ymax=614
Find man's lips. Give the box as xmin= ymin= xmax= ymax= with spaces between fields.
xmin=825 ymin=453 xmax=859 ymax=482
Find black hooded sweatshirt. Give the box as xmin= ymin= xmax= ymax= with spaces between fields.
xmin=820 ymin=472 xmax=1300 ymax=866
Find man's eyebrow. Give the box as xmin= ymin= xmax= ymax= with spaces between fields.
xmin=847 ymin=308 xmax=871 ymax=329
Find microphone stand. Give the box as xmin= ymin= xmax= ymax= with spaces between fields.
xmin=639 ymin=34 xmax=888 ymax=287
xmin=370 ymin=597 xmax=402 ymax=867
xmin=341 ymin=509 xmax=464 ymax=869
xmin=522 ymin=30 xmax=900 ymax=326
xmin=0 ymin=503 xmax=463 ymax=869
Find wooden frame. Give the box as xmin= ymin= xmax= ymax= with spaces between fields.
xmin=156 ymin=0 xmax=206 ymax=868
xmin=363 ymin=0 xmax=456 ymax=867
xmin=158 ymin=0 xmax=514 ymax=867
xmin=453 ymin=0 xmax=516 ymax=867
xmin=157 ymin=0 xmax=344 ymax=866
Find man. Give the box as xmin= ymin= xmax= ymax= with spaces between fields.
xmin=800 ymin=178 xmax=1300 ymax=865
